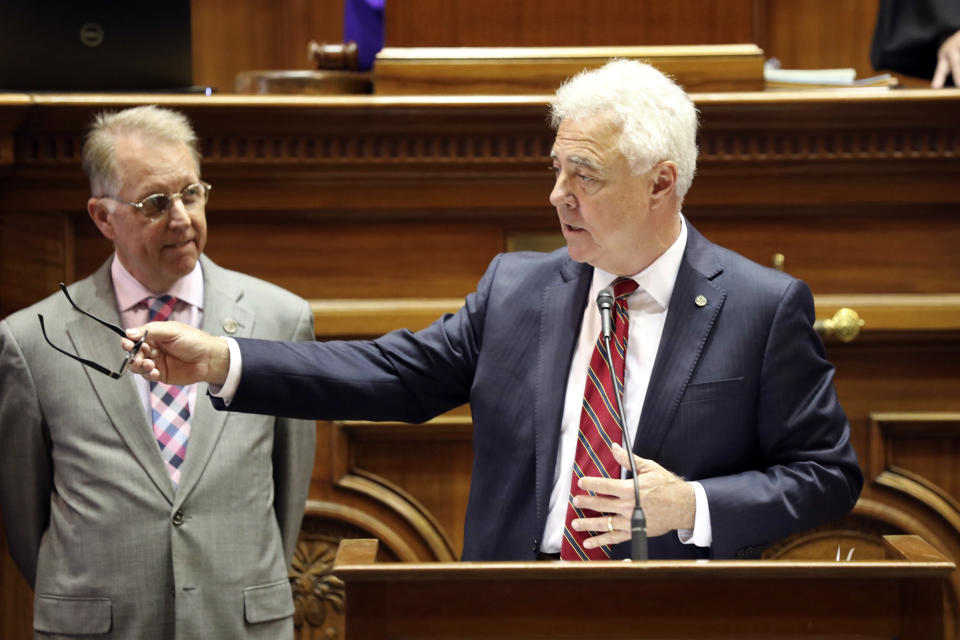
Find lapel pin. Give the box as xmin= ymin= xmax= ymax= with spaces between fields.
xmin=694 ymin=295 xmax=708 ymax=308
xmin=222 ymin=318 xmax=239 ymax=334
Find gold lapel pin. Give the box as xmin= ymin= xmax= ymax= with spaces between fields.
xmin=694 ymin=295 xmax=708 ymax=308
xmin=222 ymin=318 xmax=239 ymax=334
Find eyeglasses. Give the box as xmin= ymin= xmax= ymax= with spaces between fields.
xmin=100 ymin=181 xmax=211 ymax=220
xmin=38 ymin=283 xmax=147 ymax=379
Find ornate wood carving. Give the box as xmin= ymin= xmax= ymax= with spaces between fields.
xmin=4 ymin=91 xmax=960 ymax=173
xmin=862 ymin=413 xmax=960 ymax=637
xmin=699 ymin=128 xmax=960 ymax=162
xmin=869 ymin=414 xmax=960 ymax=531
xmin=291 ymin=522 xmax=350 ymax=640
xmin=18 ymin=126 xmax=960 ymax=166
xmin=763 ymin=513 xmax=898 ymax=561
xmin=291 ymin=501 xmax=414 ymax=640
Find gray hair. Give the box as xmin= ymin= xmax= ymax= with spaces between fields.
xmin=550 ymin=59 xmax=699 ymax=199
xmin=81 ymin=105 xmax=201 ymax=196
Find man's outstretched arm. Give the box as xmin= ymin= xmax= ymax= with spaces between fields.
xmin=124 ymin=321 xmax=231 ymax=387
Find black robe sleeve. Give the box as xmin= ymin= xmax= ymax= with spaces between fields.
xmin=871 ymin=0 xmax=960 ymax=81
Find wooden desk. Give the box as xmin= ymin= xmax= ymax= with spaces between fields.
xmin=373 ymin=45 xmax=766 ymax=94
xmin=333 ymin=536 xmax=955 ymax=639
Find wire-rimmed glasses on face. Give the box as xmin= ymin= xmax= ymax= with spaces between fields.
xmin=38 ymin=283 xmax=147 ymax=379
xmin=100 ymin=181 xmax=211 ymax=220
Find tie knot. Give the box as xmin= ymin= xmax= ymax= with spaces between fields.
xmin=147 ymin=295 xmax=178 ymax=322
xmin=612 ymin=277 xmax=638 ymax=300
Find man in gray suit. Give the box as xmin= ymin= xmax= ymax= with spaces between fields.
xmin=0 ymin=106 xmax=316 ymax=638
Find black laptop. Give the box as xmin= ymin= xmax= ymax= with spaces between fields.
xmin=0 ymin=0 xmax=194 ymax=92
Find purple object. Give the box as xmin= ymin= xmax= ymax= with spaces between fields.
xmin=343 ymin=0 xmax=385 ymax=71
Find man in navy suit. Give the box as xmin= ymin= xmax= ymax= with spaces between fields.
xmin=127 ymin=60 xmax=862 ymax=561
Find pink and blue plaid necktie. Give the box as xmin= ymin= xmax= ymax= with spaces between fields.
xmin=147 ymin=295 xmax=190 ymax=487
xmin=561 ymin=277 xmax=639 ymax=560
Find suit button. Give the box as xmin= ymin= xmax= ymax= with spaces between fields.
xmin=172 ymin=510 xmax=184 ymax=526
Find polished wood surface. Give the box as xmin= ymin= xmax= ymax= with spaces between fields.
xmin=191 ymin=0 xmax=344 ymax=93
xmin=309 ymin=295 xmax=960 ymax=341
xmin=2 ymin=91 xmax=959 ymax=639
xmin=755 ymin=0 xmax=881 ymax=80
xmin=234 ymin=70 xmax=372 ymax=95
xmin=333 ymin=536 xmax=954 ymax=639
xmin=383 ymin=0 xmax=758 ymax=48
xmin=373 ymin=45 xmax=765 ymax=94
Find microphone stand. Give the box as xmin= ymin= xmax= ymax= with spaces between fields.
xmin=598 ymin=288 xmax=648 ymax=561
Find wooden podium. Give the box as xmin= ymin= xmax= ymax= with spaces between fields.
xmin=333 ymin=536 xmax=954 ymax=639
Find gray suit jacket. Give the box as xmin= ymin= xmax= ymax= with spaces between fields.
xmin=0 ymin=255 xmax=316 ymax=639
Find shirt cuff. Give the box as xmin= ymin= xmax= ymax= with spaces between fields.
xmin=208 ymin=337 xmax=242 ymax=405
xmin=677 ymin=481 xmax=712 ymax=548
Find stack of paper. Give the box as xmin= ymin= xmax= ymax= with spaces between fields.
xmin=763 ymin=58 xmax=896 ymax=89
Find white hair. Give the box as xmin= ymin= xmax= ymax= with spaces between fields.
xmin=82 ymin=105 xmax=201 ymax=197
xmin=550 ymin=59 xmax=699 ymax=199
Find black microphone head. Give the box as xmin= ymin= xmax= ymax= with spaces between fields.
xmin=596 ymin=286 xmax=615 ymax=312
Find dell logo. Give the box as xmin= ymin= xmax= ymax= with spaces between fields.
xmin=79 ymin=23 xmax=104 ymax=47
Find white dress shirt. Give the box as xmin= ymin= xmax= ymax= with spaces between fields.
xmin=540 ymin=216 xmax=711 ymax=553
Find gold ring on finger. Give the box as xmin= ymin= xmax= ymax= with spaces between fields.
xmin=607 ymin=515 xmax=614 ymax=532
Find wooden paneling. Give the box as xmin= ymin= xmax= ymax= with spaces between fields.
xmin=3 ymin=90 xmax=958 ymax=315
xmin=185 ymin=0 xmax=924 ymax=97
xmin=0 ymin=212 xmax=75 ymax=320
xmin=205 ymin=219 xmax=506 ymax=300
xmin=308 ymin=295 xmax=960 ymax=343
xmin=340 ymin=418 xmax=473 ymax=556
xmin=0 ymin=526 xmax=31 ymax=640
xmin=756 ymin=0 xmax=881 ymax=78
xmin=383 ymin=0 xmax=757 ymax=47
xmin=373 ymin=45 xmax=765 ymax=94
xmin=2 ymin=91 xmax=960 ymax=639
xmin=686 ymin=212 xmax=960 ymax=295
xmin=191 ymin=0 xmax=344 ymax=93
xmin=333 ymin=537 xmax=954 ymax=640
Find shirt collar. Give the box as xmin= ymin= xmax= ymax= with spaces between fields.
xmin=111 ymin=255 xmax=205 ymax=312
xmin=590 ymin=215 xmax=688 ymax=312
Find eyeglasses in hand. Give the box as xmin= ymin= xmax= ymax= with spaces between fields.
xmin=38 ymin=283 xmax=147 ymax=379
xmin=100 ymin=181 xmax=212 ymax=221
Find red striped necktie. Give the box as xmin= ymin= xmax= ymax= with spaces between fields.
xmin=561 ymin=277 xmax=639 ymax=560
xmin=146 ymin=295 xmax=191 ymax=488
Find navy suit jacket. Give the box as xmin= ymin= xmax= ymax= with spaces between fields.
xmin=221 ymin=223 xmax=863 ymax=561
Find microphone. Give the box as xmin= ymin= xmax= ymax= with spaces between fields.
xmin=597 ymin=286 xmax=615 ymax=340
xmin=596 ymin=287 xmax=648 ymax=561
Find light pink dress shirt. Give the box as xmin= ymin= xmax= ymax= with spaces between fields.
xmin=111 ymin=255 xmax=203 ymax=420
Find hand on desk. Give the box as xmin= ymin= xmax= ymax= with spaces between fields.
xmin=933 ymin=30 xmax=960 ymax=88
xmin=123 ymin=321 xmax=230 ymax=387
xmin=573 ymin=443 xmax=696 ymax=549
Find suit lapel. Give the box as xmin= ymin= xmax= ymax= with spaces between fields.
xmin=66 ymin=261 xmax=176 ymax=504
xmin=533 ymin=256 xmax=591 ymax=532
xmin=633 ymin=225 xmax=726 ymax=459
xmin=173 ymin=256 xmax=253 ymax=506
